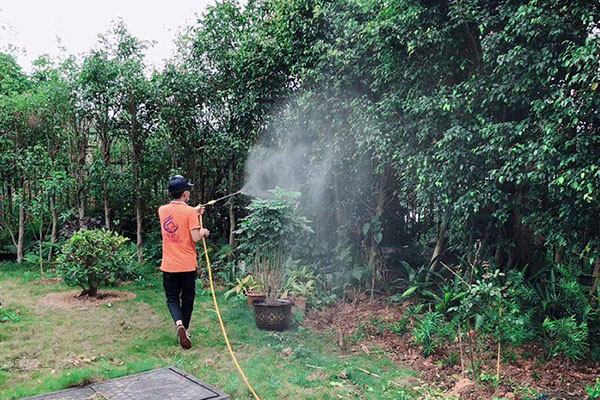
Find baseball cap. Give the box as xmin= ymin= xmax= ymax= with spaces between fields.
xmin=168 ymin=175 xmax=194 ymax=193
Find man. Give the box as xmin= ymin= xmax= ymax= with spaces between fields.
xmin=158 ymin=175 xmax=210 ymax=349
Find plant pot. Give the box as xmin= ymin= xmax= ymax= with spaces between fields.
xmin=246 ymin=292 xmax=266 ymax=308
xmin=253 ymin=299 xmax=292 ymax=331
xmin=291 ymin=295 xmax=307 ymax=312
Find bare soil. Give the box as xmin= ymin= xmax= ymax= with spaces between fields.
xmin=30 ymin=277 xmax=63 ymax=285
xmin=304 ymin=299 xmax=600 ymax=399
xmin=39 ymin=290 xmax=136 ymax=308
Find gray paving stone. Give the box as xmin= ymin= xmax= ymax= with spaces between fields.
xmin=19 ymin=387 xmax=101 ymax=400
xmin=21 ymin=367 xmax=229 ymax=400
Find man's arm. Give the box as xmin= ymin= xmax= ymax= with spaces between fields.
xmin=190 ymin=205 xmax=209 ymax=243
xmin=191 ymin=227 xmax=210 ymax=243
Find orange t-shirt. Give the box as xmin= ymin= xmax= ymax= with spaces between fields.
xmin=158 ymin=201 xmax=200 ymax=272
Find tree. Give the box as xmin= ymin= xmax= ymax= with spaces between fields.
xmin=80 ymin=50 xmax=121 ymax=230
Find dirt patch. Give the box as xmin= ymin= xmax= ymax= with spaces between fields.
xmin=304 ymin=299 xmax=600 ymax=399
xmin=17 ymin=358 xmax=41 ymax=371
xmin=29 ymin=277 xmax=63 ymax=285
xmin=39 ymin=290 xmax=136 ymax=308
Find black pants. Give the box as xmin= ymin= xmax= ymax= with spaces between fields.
xmin=162 ymin=270 xmax=197 ymax=329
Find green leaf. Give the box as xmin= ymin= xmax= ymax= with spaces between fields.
xmin=362 ymin=223 xmax=371 ymax=236
xmin=401 ymin=286 xmax=418 ymax=298
xmin=374 ymin=232 xmax=383 ymax=244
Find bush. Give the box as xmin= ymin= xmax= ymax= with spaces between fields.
xmin=235 ymin=187 xmax=313 ymax=257
xmin=57 ymin=229 xmax=135 ymax=297
xmin=411 ymin=311 xmax=454 ymax=356
xmin=543 ymin=316 xmax=589 ymax=361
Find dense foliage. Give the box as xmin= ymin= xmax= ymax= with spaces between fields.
xmin=1 ymin=0 xmax=600 ymax=360
xmin=57 ymin=229 xmax=135 ymax=296
xmin=236 ymin=188 xmax=313 ymax=256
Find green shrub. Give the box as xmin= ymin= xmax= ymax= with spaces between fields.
xmin=542 ymin=316 xmax=589 ymax=361
xmin=533 ymin=263 xmax=599 ymax=359
xmin=57 ymin=229 xmax=135 ymax=297
xmin=235 ymin=188 xmax=313 ymax=257
xmin=0 ymin=306 xmax=21 ymax=323
xmin=389 ymin=317 xmax=409 ymax=336
xmin=411 ymin=311 xmax=454 ymax=356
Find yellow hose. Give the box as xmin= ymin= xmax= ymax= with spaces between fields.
xmin=199 ymin=216 xmax=261 ymax=400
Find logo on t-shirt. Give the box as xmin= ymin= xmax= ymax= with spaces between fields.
xmin=163 ymin=215 xmax=179 ymax=233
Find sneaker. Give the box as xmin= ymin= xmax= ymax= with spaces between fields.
xmin=177 ymin=325 xmax=192 ymax=349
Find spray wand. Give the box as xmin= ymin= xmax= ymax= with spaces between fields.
xmin=200 ymin=190 xmax=242 ymax=207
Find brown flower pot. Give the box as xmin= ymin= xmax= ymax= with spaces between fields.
xmin=246 ymin=292 xmax=266 ymax=308
xmin=253 ymin=299 xmax=292 ymax=331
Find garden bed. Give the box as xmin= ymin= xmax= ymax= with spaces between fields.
xmin=304 ymin=299 xmax=600 ymax=399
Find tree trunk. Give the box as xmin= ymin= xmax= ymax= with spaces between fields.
xmin=554 ymin=245 xmax=565 ymax=265
xmin=69 ymin=115 xmax=89 ymax=229
xmin=39 ymin=212 xmax=44 ymax=277
xmin=367 ymin=173 xmax=387 ymax=302
xmin=136 ymin=194 xmax=143 ymax=265
xmin=128 ymin=98 xmax=143 ymax=265
xmin=78 ymin=189 xmax=85 ymax=227
xmin=494 ymin=246 xmax=504 ymax=270
xmin=100 ymin=112 xmax=112 ymax=230
xmin=590 ymin=255 xmax=600 ymax=308
xmin=228 ymin=162 xmax=236 ymax=262
xmin=103 ymin=191 xmax=111 ymax=230
xmin=83 ymin=274 xmax=98 ymax=297
xmin=428 ymin=214 xmax=449 ymax=277
xmin=48 ymin=194 xmax=58 ymax=262
xmin=16 ymin=201 xmax=25 ymax=263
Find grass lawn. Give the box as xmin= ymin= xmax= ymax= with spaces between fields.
xmin=0 ymin=262 xmax=440 ymax=400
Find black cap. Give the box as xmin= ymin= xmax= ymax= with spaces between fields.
xmin=168 ymin=175 xmax=194 ymax=193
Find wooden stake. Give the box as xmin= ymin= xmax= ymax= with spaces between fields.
xmin=496 ymin=296 xmax=503 ymax=381
xmin=458 ymin=323 xmax=465 ymax=376
xmin=356 ymin=367 xmax=380 ymax=378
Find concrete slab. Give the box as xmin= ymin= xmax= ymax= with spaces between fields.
xmin=21 ymin=367 xmax=230 ymax=400
xmin=21 ymin=386 xmax=100 ymax=400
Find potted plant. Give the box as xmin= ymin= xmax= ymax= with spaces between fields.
xmin=283 ymin=265 xmax=321 ymax=311
xmin=223 ymin=274 xmax=266 ymax=308
xmin=246 ymin=290 xmax=266 ymax=309
xmin=236 ymin=188 xmax=313 ymax=330
xmin=252 ymin=250 xmax=293 ymax=330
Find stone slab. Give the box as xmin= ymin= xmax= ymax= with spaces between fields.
xmin=21 ymin=367 xmax=229 ymax=400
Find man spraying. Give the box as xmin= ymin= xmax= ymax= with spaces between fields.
xmin=158 ymin=175 xmax=210 ymax=349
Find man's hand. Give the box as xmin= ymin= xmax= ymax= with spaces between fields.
xmin=200 ymin=228 xmax=210 ymax=238
xmin=194 ymin=205 xmax=205 ymax=215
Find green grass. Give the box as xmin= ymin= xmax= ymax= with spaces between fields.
xmin=0 ymin=261 xmax=437 ymax=399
